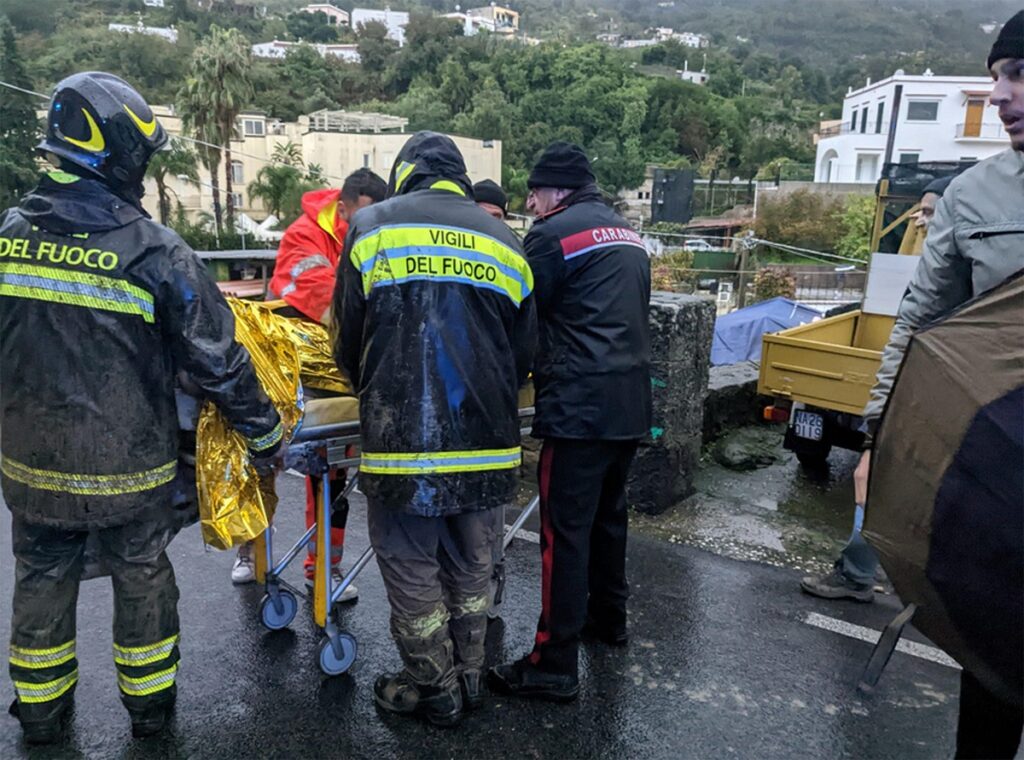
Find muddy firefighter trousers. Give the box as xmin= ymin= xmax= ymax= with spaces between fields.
xmin=367 ymin=501 xmax=502 ymax=687
xmin=530 ymin=438 xmax=638 ymax=677
xmin=9 ymin=508 xmax=181 ymax=721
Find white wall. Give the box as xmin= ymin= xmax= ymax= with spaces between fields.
xmin=815 ymin=74 xmax=1009 ymax=183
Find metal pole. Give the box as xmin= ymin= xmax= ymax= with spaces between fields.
xmin=883 ymin=84 xmax=903 ymax=168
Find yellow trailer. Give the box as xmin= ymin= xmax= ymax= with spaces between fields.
xmin=757 ymin=162 xmax=970 ymax=467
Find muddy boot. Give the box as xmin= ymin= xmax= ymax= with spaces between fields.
xmin=9 ymin=691 xmax=75 ymax=746
xmin=374 ymin=628 xmax=462 ymax=727
xmin=449 ymin=613 xmax=487 ymax=711
xmin=126 ymin=685 xmax=176 ymax=739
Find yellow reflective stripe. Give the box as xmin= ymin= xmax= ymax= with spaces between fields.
xmin=248 ymin=421 xmax=284 ymax=452
xmin=61 ymin=108 xmax=106 ymax=153
xmin=113 ymin=635 xmax=179 ymax=667
xmin=349 ymin=225 xmax=533 ymax=306
xmin=0 ymin=262 xmax=155 ymax=323
xmin=118 ymin=664 xmax=178 ymax=697
xmin=47 ymin=171 xmax=81 ymax=185
xmin=14 ymin=670 xmax=78 ymax=704
xmin=393 ymin=161 xmax=416 ymax=193
xmin=1 ymin=457 xmax=177 ymax=496
xmin=10 ymin=641 xmax=76 ymax=669
xmin=123 ymin=104 xmax=158 ymax=138
xmin=360 ymin=447 xmax=522 ymax=475
xmin=429 ymin=180 xmax=466 ymax=196
xmin=316 ymin=199 xmax=340 ymax=243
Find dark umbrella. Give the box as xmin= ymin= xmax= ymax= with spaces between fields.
xmin=863 ymin=271 xmax=1024 ymax=707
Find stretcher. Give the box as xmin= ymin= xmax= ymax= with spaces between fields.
xmin=251 ymin=390 xmax=539 ymax=676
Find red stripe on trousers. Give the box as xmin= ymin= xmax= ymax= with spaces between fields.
xmin=531 ymin=441 xmax=556 ymax=663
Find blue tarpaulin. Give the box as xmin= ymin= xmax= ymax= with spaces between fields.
xmin=712 ymin=297 xmax=822 ymax=366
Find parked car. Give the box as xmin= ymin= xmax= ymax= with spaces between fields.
xmin=683 ymin=238 xmax=714 ymax=252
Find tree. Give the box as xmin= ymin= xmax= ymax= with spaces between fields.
xmin=146 ymin=143 xmax=199 ymax=226
xmin=356 ymin=20 xmax=398 ymax=97
xmin=835 ymin=194 xmax=876 ymax=262
xmin=0 ymin=16 xmax=39 ymax=209
xmin=272 ymin=140 xmax=304 ymax=167
xmin=178 ymin=26 xmax=254 ymax=231
xmin=286 ymin=11 xmax=339 ymax=44
xmin=248 ymin=163 xmax=303 ymax=220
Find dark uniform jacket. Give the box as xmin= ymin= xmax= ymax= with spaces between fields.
xmin=334 ymin=134 xmax=536 ymax=517
xmin=525 ymin=185 xmax=652 ymax=440
xmin=0 ymin=172 xmax=281 ymax=529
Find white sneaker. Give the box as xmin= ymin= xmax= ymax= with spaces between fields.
xmin=231 ymin=545 xmax=256 ymax=585
xmin=305 ymin=567 xmax=359 ymax=603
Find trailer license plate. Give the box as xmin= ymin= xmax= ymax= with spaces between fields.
xmin=794 ymin=410 xmax=824 ymax=441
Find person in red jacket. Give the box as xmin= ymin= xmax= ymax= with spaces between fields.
xmin=231 ymin=169 xmax=386 ymax=591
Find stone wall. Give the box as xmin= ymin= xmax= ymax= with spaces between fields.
xmin=627 ymin=292 xmax=716 ymax=515
xmin=702 ymin=362 xmax=764 ymax=443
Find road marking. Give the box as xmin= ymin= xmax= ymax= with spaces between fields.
xmin=802 ymin=612 xmax=960 ymax=670
xmin=505 ymin=525 xmax=540 ymax=544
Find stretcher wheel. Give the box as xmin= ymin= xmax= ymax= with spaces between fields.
xmin=259 ymin=589 xmax=298 ymax=630
xmin=319 ymin=632 xmax=357 ymax=676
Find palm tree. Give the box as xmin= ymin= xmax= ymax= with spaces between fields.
xmin=272 ymin=140 xmax=305 ymax=168
xmin=177 ymin=25 xmax=254 ymax=231
xmin=178 ymin=77 xmax=224 ymax=232
xmin=248 ymin=163 xmax=303 ymax=220
xmin=147 ymin=142 xmax=199 ymax=225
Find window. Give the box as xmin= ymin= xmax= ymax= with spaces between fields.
xmin=860 ymin=108 xmax=868 ymax=133
xmin=230 ymin=161 xmax=244 ymax=184
xmin=230 ymin=192 xmax=243 ymax=209
xmin=906 ymin=101 xmax=939 ymax=122
xmin=242 ymin=118 xmax=265 ymax=137
xmin=855 ymin=153 xmax=879 ymax=182
xmin=898 ymin=152 xmax=920 ymax=165
xmin=875 ymin=102 xmax=885 ymax=134
xmin=362 ymin=153 xmax=371 ymax=168
xmin=849 ymin=109 xmax=858 ymax=132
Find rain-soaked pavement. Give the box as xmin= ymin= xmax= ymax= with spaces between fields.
xmin=0 ymin=450 xmax=965 ymax=759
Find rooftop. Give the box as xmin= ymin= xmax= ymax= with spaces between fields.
xmin=305 ymin=109 xmax=409 ymax=133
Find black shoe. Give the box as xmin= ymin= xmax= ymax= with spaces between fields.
xmin=373 ymin=672 xmax=463 ymax=727
xmin=9 ymin=696 xmax=73 ymax=746
xmin=459 ymin=670 xmax=483 ymax=711
xmin=128 ymin=694 xmax=176 ymax=739
xmin=487 ymin=658 xmax=579 ymax=703
xmin=800 ymin=565 xmax=874 ymax=603
xmin=581 ymin=618 xmax=629 ymax=647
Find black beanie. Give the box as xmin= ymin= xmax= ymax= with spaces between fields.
xmin=527 ymin=142 xmax=596 ymax=189
xmin=922 ymin=176 xmax=953 ymax=198
xmin=473 ymin=179 xmax=508 ymax=213
xmin=988 ymin=10 xmax=1024 ymax=70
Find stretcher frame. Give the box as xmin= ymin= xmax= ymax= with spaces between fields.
xmin=251 ymin=406 xmax=540 ymax=676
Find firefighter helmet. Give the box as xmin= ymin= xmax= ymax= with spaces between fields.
xmin=38 ymin=72 xmax=168 ymax=189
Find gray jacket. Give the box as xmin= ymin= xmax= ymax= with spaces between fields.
xmin=863 ymin=148 xmax=1024 ymax=436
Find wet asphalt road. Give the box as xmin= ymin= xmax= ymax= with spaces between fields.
xmin=0 ymin=472 xmax=963 ymax=759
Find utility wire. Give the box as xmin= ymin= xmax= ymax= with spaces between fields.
xmin=0 ymin=79 xmax=351 ymax=184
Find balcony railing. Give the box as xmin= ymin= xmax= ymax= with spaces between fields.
xmin=955 ymin=122 xmax=1008 ymax=140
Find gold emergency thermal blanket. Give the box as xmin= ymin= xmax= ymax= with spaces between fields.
xmin=197 ymin=299 xmax=327 ymax=549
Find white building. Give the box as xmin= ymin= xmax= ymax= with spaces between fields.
xmin=252 ymin=39 xmax=360 ymax=62
xmin=815 ymin=70 xmax=1009 ymax=184
xmin=445 ymin=5 xmax=520 ymax=37
xmin=351 ymin=8 xmax=409 ymax=46
xmin=299 ymin=3 xmax=350 ymax=26
xmin=143 ymin=0 xmax=165 ymax=7
xmin=678 ymin=61 xmax=708 ymax=86
xmin=107 ymin=22 xmax=178 ymax=43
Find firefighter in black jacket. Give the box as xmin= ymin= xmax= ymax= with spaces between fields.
xmin=1 ymin=73 xmax=282 ymax=744
xmin=334 ymin=132 xmax=536 ymax=726
xmin=489 ymin=142 xmax=652 ymax=702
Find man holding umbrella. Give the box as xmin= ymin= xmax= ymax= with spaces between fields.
xmin=856 ymin=12 xmax=1023 ymax=758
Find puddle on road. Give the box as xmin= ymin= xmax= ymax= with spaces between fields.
xmin=632 ymin=429 xmax=862 ymax=575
